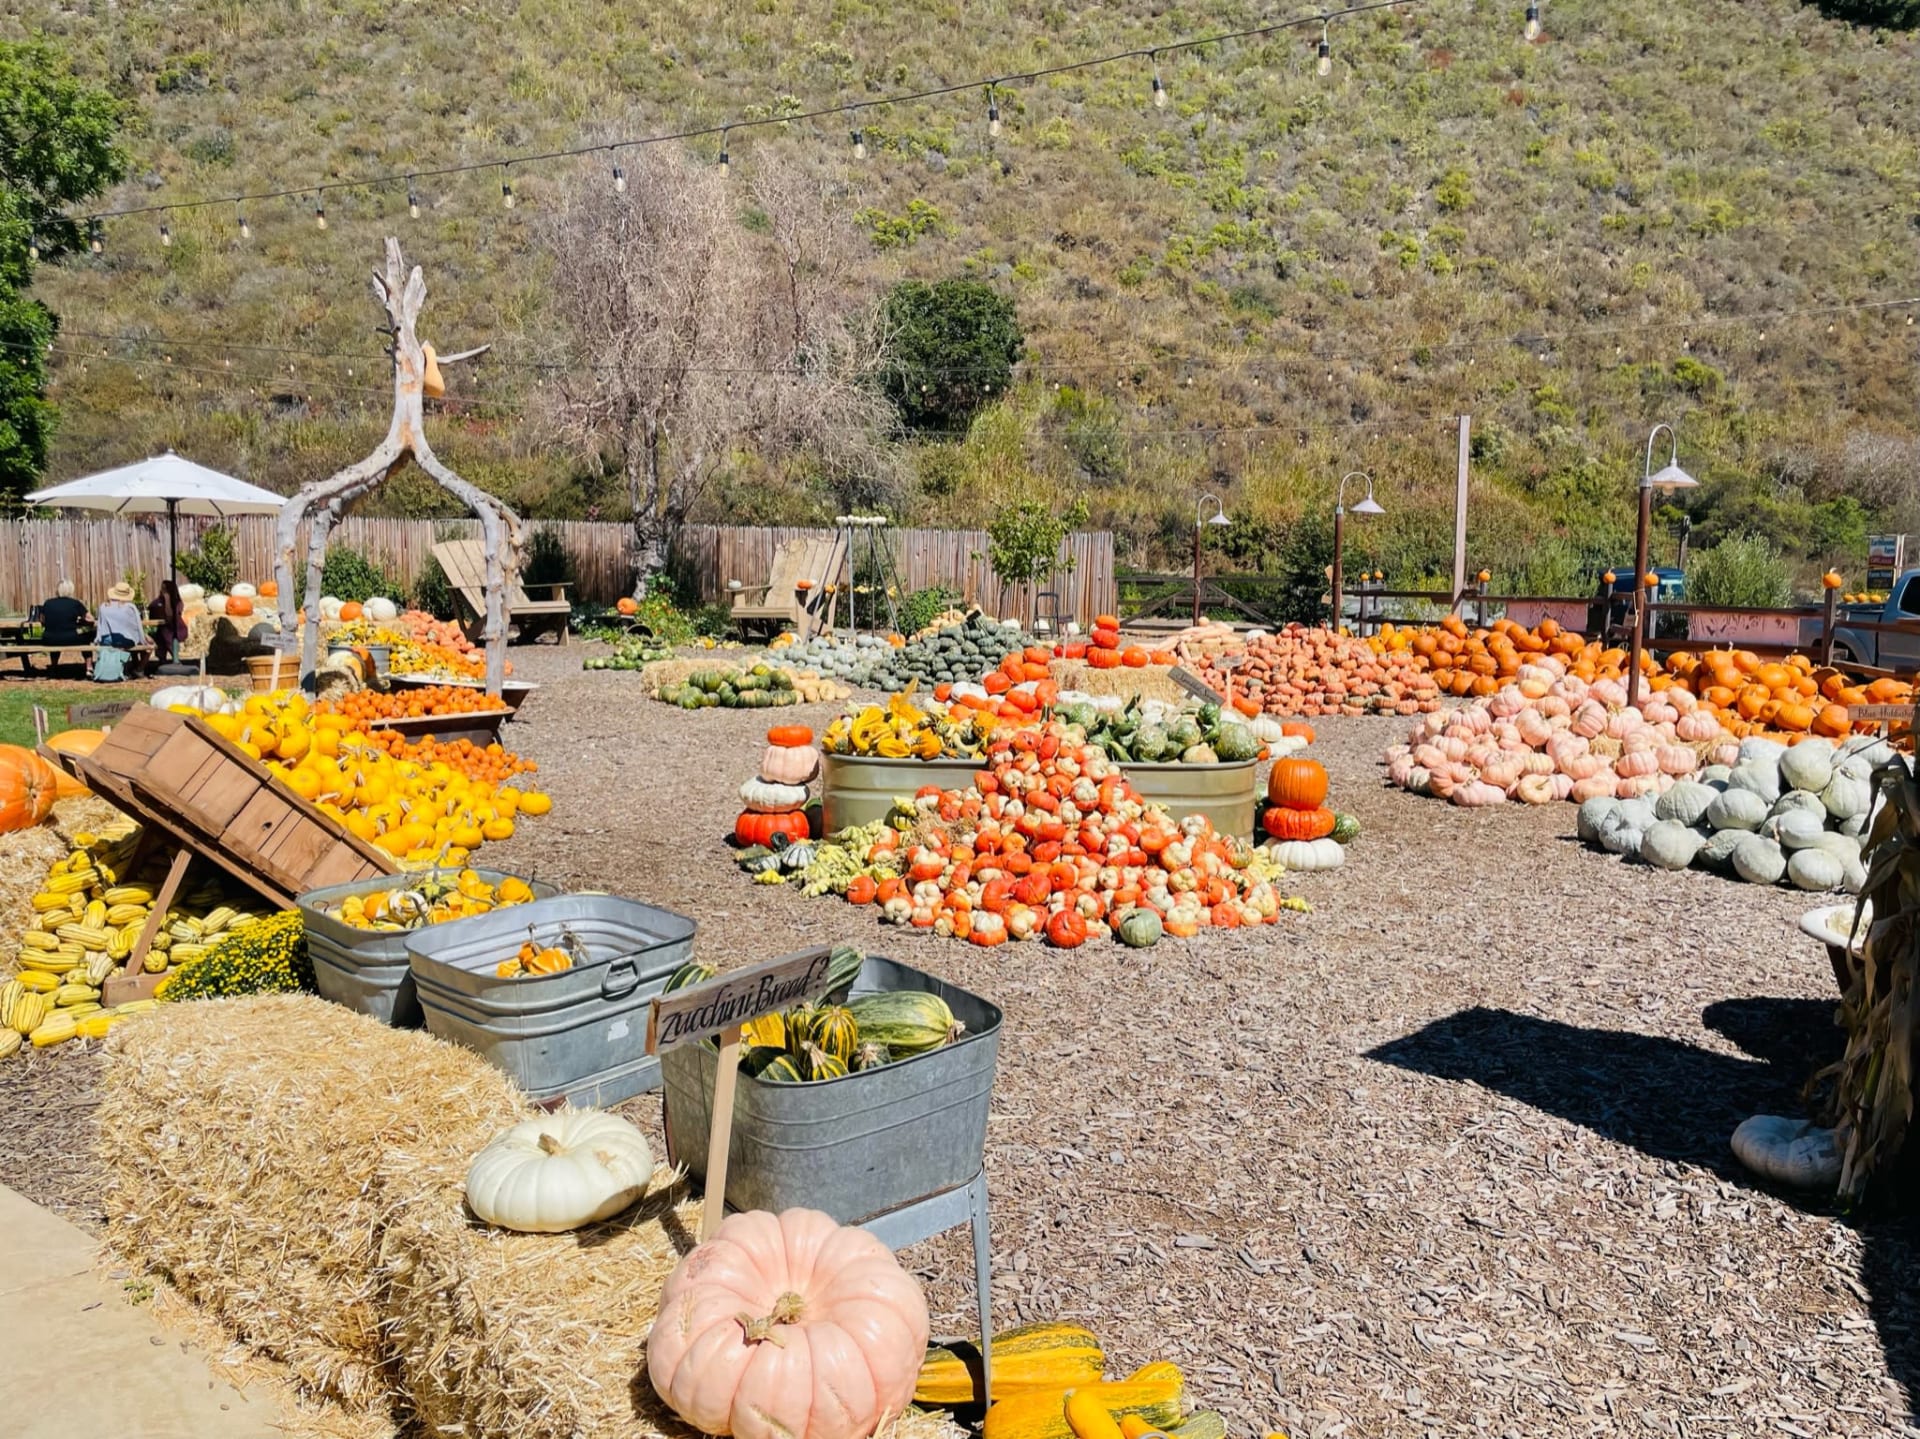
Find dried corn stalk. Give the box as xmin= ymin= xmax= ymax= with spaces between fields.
xmin=1829 ymin=756 xmax=1920 ymax=1201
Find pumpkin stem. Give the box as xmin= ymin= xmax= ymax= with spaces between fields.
xmin=736 ymin=1292 xmax=807 ymax=1344
xmin=536 ymin=1132 xmax=564 ymax=1156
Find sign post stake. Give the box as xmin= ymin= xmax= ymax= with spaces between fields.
xmin=700 ymin=1025 xmax=744 ymax=1242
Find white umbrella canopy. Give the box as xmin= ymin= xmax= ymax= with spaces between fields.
xmin=26 ymin=450 xmax=285 ymax=578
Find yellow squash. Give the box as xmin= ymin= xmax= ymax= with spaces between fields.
xmin=982 ymin=1363 xmax=1183 ymax=1439
xmin=916 ymin=1322 xmax=1105 ymax=1407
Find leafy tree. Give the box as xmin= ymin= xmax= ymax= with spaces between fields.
xmin=980 ymin=497 xmax=1087 ymax=622
xmin=1811 ymin=0 xmax=1920 ymax=27
xmin=881 ymin=278 xmax=1023 ymax=432
xmin=1685 ymin=535 xmax=1793 ymax=608
xmin=0 ymin=42 xmax=129 ymax=501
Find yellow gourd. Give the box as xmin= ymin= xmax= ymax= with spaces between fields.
xmin=916 ymin=1322 xmax=1105 ymax=1406
xmin=982 ymin=1364 xmax=1184 ymax=1439
xmin=1065 ymin=1388 xmax=1126 ymax=1439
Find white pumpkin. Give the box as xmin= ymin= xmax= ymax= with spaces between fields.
xmin=151 ymin=684 xmax=233 ymax=713
xmin=1243 ymin=714 xmax=1287 ymax=746
xmin=1266 ymin=837 xmax=1344 ymax=871
xmin=230 ymin=582 xmax=257 ymax=600
xmin=177 ymin=583 xmax=205 ymax=604
xmin=1729 ymin=1115 xmax=1839 ymax=1191
xmin=205 ymin=592 xmax=229 ymax=616
xmin=1638 ymin=820 xmax=1703 ymax=871
xmin=1732 ymin=834 xmax=1787 ymax=885
xmin=319 ymin=595 xmax=345 ymax=623
xmin=740 ymin=777 xmax=810 ymax=813
xmin=1786 ymin=847 xmax=1844 ymax=892
xmin=465 ymin=1110 xmax=655 ymax=1233
xmin=365 ymin=596 xmax=401 ymax=623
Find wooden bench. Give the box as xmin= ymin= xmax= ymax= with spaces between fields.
xmin=0 ymin=643 xmax=155 ymax=676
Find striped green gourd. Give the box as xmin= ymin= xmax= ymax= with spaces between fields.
xmin=845 ymin=991 xmax=962 ymax=1056
xmin=807 ymin=1005 xmax=858 ymax=1065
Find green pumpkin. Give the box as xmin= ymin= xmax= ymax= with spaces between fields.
xmin=1166 ymin=716 xmax=1202 ymax=751
xmin=756 ymin=1053 xmax=806 ymax=1083
xmin=1212 ymin=723 xmax=1261 ymax=763
xmin=1116 ymin=909 xmax=1163 ymax=949
xmin=1131 ymin=724 xmax=1169 ymax=762
xmin=1330 ymin=812 xmax=1361 ymax=844
xmin=808 ymin=1004 xmax=859 ymax=1064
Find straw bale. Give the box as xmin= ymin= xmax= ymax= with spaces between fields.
xmin=94 ymin=993 xmax=530 ymax=1414
xmin=377 ymin=1150 xmax=967 ymax=1439
xmin=0 ymin=798 xmax=123 ymax=976
xmin=643 ymin=658 xmax=712 ymax=696
xmin=1048 ymin=659 xmax=1185 ymax=704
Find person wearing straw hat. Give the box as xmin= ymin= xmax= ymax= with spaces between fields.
xmin=95 ymin=582 xmax=145 ymax=649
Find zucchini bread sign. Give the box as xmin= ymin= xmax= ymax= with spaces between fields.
xmin=647 ymin=945 xmax=835 ymax=1053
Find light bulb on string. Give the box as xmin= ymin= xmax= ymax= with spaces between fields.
xmin=501 ymin=169 xmax=516 ymax=208
xmin=612 ymin=160 xmax=626 ymax=194
xmin=718 ymin=131 xmax=731 ymax=176
xmin=1525 ymin=2 xmax=1541 ymax=41
xmin=160 ymin=221 xmax=172 ymax=247
xmin=1151 ymin=53 xmax=1166 ymax=109
xmin=237 ymin=209 xmax=250 ymax=239
xmin=27 ymin=234 xmax=39 ymax=262
xmin=314 ymin=197 xmax=327 ymax=230
xmin=407 ymin=178 xmax=421 ymax=219
xmin=90 ymin=221 xmax=103 ymax=254
xmin=851 ymin=128 xmax=867 ymax=160
xmin=986 ymin=86 xmax=1001 ymax=137
xmin=1317 ymin=22 xmax=1332 ymax=78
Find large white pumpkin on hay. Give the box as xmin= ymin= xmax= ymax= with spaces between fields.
xmin=365 ymin=596 xmax=400 ymax=623
xmin=648 ymin=1208 xmax=929 ymax=1439
xmin=464 ymin=1110 xmax=654 ymax=1233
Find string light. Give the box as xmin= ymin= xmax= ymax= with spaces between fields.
xmin=612 ymin=158 xmax=627 ymax=194
xmin=718 ymin=131 xmax=731 ymax=176
xmin=501 ymin=167 xmax=516 ymax=208
xmin=160 ymin=221 xmax=172 ymax=247
xmin=851 ymin=128 xmax=867 ymax=160
xmin=1150 ymin=53 xmax=1167 ymax=109
xmin=1317 ymin=21 xmax=1333 ymax=76
xmin=27 ymin=235 xmax=38 ymax=262
xmin=314 ymin=197 xmax=327 ymax=230
xmin=1525 ymin=2 xmax=1541 ymax=40
xmin=89 ymin=221 xmax=103 ymax=254
xmin=986 ymin=85 xmax=1001 ymax=137
xmin=237 ymin=208 xmax=250 ymax=239
xmin=407 ymin=178 xmax=421 ymax=219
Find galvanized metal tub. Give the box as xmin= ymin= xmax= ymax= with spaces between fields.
xmin=661 ymin=954 xmax=1002 ymax=1224
xmin=1124 ymin=759 xmax=1258 ymax=836
xmin=405 ymin=894 xmax=696 ymax=1105
xmin=298 ymin=868 xmax=558 ymax=1027
xmin=820 ymin=753 xmax=982 ymax=831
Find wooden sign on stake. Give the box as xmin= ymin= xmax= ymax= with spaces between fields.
xmin=1168 ymin=665 xmax=1228 ymax=706
xmin=647 ymin=944 xmax=840 ymax=1240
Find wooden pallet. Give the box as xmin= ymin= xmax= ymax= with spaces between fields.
xmin=40 ymin=706 xmax=396 ymax=1003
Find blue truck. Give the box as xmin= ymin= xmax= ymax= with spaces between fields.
xmin=1821 ymin=569 xmax=1920 ymax=673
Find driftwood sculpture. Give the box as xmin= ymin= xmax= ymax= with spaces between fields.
xmin=271 ymin=239 xmax=519 ymax=695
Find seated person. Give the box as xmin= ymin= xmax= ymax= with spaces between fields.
xmin=38 ymin=581 xmax=90 ymax=647
xmin=95 ymin=583 xmax=146 ymax=649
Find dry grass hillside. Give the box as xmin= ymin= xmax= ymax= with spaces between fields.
xmin=10 ymin=0 xmax=1919 ymax=581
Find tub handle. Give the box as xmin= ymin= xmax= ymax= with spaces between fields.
xmin=602 ymin=956 xmax=640 ymax=1000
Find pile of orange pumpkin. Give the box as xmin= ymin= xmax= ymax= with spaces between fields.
xmin=1175 ymin=623 xmax=1443 ymax=718
xmin=828 ymin=722 xmax=1307 ymax=943
xmin=1056 ymin=614 xmax=1175 ymax=671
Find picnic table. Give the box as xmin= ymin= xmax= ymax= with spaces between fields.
xmin=0 ymin=615 xmax=160 ymax=676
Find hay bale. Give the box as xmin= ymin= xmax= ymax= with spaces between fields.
xmin=378 ymin=1152 xmax=967 ymax=1439
xmin=95 ymin=994 xmax=529 ymax=1414
xmin=642 ymin=658 xmax=710 ymax=697
xmin=1048 ymin=659 xmax=1186 ymax=704
xmin=1 ymin=800 xmax=125 ymax=976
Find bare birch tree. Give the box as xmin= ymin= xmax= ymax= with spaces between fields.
xmin=540 ymin=148 xmax=895 ymax=592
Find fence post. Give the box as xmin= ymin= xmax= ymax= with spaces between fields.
xmin=1820 ymin=586 xmax=1837 ymax=667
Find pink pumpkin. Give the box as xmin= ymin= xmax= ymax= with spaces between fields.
xmin=760 ymin=744 xmax=821 ymax=786
xmin=1675 ymin=711 xmax=1722 ymax=743
xmin=1655 ymin=745 xmax=1698 ymax=775
xmin=1451 ymin=780 xmax=1507 ymax=807
xmin=648 ymin=1209 xmax=929 ymax=1439
xmin=1515 ymin=773 xmax=1557 ymax=805
xmin=1570 ymin=774 xmax=1619 ymax=802
xmin=1589 ymin=678 xmax=1629 ymax=708
xmin=1705 ymin=740 xmax=1742 ymax=768
xmin=1570 ymin=701 xmax=1609 ymax=739
xmin=1614 ymin=749 xmax=1661 ymax=779
xmin=1558 ymin=752 xmax=1606 ymax=781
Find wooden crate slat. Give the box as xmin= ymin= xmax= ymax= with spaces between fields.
xmin=304 ymin=846 xmax=376 ymax=890
xmin=168 ymin=746 xmax=234 ymax=809
xmin=224 ymin=789 xmax=303 ymax=879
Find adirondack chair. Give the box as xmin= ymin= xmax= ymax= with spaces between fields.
xmin=728 ymin=533 xmax=846 ymax=641
xmin=431 ymin=539 xmax=572 ymax=645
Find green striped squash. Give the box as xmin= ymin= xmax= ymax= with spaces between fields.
xmin=808 ymin=1005 xmax=858 ymax=1065
xmin=846 ymin=991 xmax=962 ymax=1056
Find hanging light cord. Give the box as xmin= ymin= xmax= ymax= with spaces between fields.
xmin=78 ymin=0 xmax=1420 ymax=224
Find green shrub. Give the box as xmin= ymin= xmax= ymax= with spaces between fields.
xmin=880 ymin=278 xmax=1024 ymax=432
xmin=899 ymin=585 xmax=959 ymax=635
xmin=1685 ymin=535 xmax=1793 ymax=608
xmin=413 ymin=557 xmax=457 ymax=620
xmin=177 ymin=523 xmax=238 ymax=593
xmin=318 ymin=546 xmax=402 ymax=605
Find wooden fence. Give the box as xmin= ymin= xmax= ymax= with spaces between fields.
xmin=0 ymin=516 xmax=1116 ymax=624
xmin=675 ymin=526 xmax=1116 ymax=624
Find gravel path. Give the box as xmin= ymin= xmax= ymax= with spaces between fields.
xmin=9 ymin=642 xmax=1915 ymax=1437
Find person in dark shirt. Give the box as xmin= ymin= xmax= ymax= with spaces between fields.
xmin=148 ymin=579 xmax=187 ymax=663
xmin=38 ymin=581 xmax=89 ymax=646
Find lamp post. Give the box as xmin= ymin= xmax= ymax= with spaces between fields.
xmin=1331 ymin=472 xmax=1384 ymax=632
xmin=1192 ymin=493 xmax=1230 ymax=624
xmin=1626 ymin=424 xmax=1699 ymax=705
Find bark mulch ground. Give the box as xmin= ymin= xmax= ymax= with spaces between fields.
xmin=5 ymin=643 xmax=1915 ymax=1438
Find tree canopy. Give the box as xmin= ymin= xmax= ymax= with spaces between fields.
xmin=881 ymin=278 xmax=1023 ymax=433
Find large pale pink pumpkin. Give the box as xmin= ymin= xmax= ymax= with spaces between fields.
xmin=647 ymin=1208 xmax=929 ymax=1439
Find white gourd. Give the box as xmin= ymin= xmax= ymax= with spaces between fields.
xmin=465 ymin=1110 xmax=655 ymax=1233
xmin=319 ymin=595 xmax=346 ymax=622
xmin=1840 ymin=736 xmax=1896 ymax=770
xmin=1769 ymin=790 xmax=1827 ymax=821
xmin=1267 ymin=837 xmax=1344 ymax=871
xmin=1804 ymin=830 xmax=1861 ymax=862
xmin=1697 ymin=765 xmax=1733 ymax=787
xmin=1576 ymin=797 xmax=1619 ymax=844
xmin=1786 ymin=847 xmax=1844 ymax=892
xmin=177 ymin=583 xmax=205 ymax=604
xmin=740 ymin=778 xmax=809 ymax=812
xmin=1243 ymin=715 xmax=1287 ymax=745
xmin=1732 ymin=834 xmax=1787 ymax=885
xmin=1730 ymin=1115 xmax=1839 ymax=1191
xmin=1821 ymin=763 xmax=1871 ymax=821
xmin=1777 ymin=739 xmax=1833 ymax=795
xmin=1639 ymin=821 xmax=1704 ymax=871
xmin=1598 ymin=809 xmax=1646 ymax=856
xmin=229 ymin=582 xmax=257 ymax=600
xmin=365 ymin=596 xmax=401 ymax=623
xmin=1769 ymin=811 xmax=1826 ymax=851
xmin=1706 ymin=787 xmax=1767 ymax=833
xmin=1654 ymin=781 xmax=1716 ymax=828
xmin=1726 ymin=760 xmax=1782 ymax=807
xmin=205 ymin=592 xmax=228 ymax=616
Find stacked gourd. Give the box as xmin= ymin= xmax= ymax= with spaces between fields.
xmin=735 ymin=726 xmax=821 ymax=852
xmin=914 ymin=1321 xmax=1225 ymax=1439
xmin=790 ymin=721 xmax=1311 ymax=944
xmin=1576 ymin=735 xmax=1895 ymax=891
xmin=669 ymin=951 xmax=963 ymax=1083
xmin=1174 ymin=623 xmax=1443 ymax=718
xmin=1261 ymin=756 xmax=1358 ymax=871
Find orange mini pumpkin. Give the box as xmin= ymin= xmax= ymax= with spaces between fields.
xmin=225 ymin=594 xmax=255 ymax=618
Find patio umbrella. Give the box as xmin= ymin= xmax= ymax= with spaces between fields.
xmin=25 ymin=450 xmax=286 ymax=581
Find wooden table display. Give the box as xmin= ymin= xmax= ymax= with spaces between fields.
xmin=39 ymin=706 xmax=395 ymax=1001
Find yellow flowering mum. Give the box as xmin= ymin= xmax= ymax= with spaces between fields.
xmin=157 ymin=911 xmax=313 ymax=1002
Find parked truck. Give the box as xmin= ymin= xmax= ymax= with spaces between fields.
xmin=1811 ymin=569 xmax=1920 ymax=674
